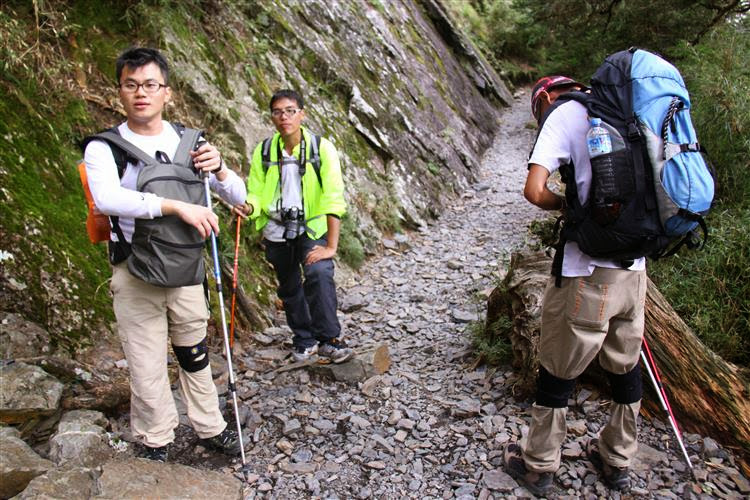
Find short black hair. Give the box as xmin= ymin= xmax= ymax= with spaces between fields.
xmin=270 ymin=89 xmax=304 ymax=110
xmin=116 ymin=47 xmax=170 ymax=85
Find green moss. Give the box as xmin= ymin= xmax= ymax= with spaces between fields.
xmin=372 ymin=193 xmax=403 ymax=233
xmin=338 ymin=214 xmax=365 ymax=269
xmin=368 ymin=0 xmax=386 ymax=16
xmin=0 ymin=83 xmax=113 ymax=350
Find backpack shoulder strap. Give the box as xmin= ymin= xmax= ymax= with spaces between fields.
xmin=529 ymin=90 xmax=591 ymax=161
xmin=170 ymin=122 xmax=186 ymax=136
xmin=260 ymin=132 xmax=324 ymax=187
xmin=172 ymin=127 xmax=203 ymax=166
xmin=540 ymin=90 xmax=590 ymax=127
xmin=308 ymin=132 xmax=323 ymax=187
xmin=81 ymin=127 xmax=130 ymax=178
xmin=87 ymin=131 xmax=157 ymax=169
xmin=261 ymin=136 xmax=275 ymax=173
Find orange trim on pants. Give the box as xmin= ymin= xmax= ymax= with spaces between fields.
xmin=522 ymin=267 xmax=646 ymax=472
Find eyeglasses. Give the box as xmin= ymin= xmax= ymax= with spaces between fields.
xmin=119 ymin=80 xmax=168 ymax=94
xmin=271 ymin=107 xmax=301 ymax=119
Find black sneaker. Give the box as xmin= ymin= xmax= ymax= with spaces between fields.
xmin=587 ymin=438 xmax=631 ymax=491
xmin=143 ymin=445 xmax=168 ymax=462
xmin=317 ymin=338 xmax=354 ymax=363
xmin=503 ymin=443 xmax=553 ymax=496
xmin=203 ymin=427 xmax=242 ymax=455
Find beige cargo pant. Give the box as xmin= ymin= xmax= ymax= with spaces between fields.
xmin=522 ymin=267 xmax=647 ymax=472
xmin=111 ymin=263 xmax=226 ymax=448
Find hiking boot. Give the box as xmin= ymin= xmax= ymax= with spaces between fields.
xmin=203 ymin=427 xmax=242 ymax=455
xmin=503 ymin=443 xmax=553 ymax=496
xmin=143 ymin=445 xmax=168 ymax=462
xmin=318 ymin=338 xmax=354 ymax=363
xmin=587 ymin=438 xmax=631 ymax=491
xmin=291 ymin=343 xmax=318 ymax=362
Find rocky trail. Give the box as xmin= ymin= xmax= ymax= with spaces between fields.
xmin=4 ymin=91 xmax=749 ymax=499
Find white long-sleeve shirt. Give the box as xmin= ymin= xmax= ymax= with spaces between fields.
xmin=84 ymin=121 xmax=246 ymax=243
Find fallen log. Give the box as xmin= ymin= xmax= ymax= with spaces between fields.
xmin=485 ymin=250 xmax=750 ymax=474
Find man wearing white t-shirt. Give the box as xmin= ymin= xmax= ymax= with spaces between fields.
xmin=84 ymin=47 xmax=246 ymax=462
xmin=503 ymin=76 xmax=646 ymax=495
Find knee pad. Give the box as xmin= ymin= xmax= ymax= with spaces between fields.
xmin=536 ymin=366 xmax=576 ymax=408
xmin=173 ymin=338 xmax=209 ymax=373
xmin=606 ymin=365 xmax=642 ymax=404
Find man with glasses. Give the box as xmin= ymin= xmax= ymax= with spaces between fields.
xmin=235 ymin=89 xmax=352 ymax=363
xmin=83 ymin=47 xmax=247 ymax=462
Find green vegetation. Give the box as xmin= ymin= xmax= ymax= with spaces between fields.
xmin=0 ymin=2 xmax=134 ymax=350
xmin=448 ymin=0 xmax=750 ymax=367
xmin=470 ymin=316 xmax=513 ymax=365
xmin=338 ymin=214 xmax=365 ymax=270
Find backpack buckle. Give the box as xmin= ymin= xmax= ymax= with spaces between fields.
xmin=627 ymin=121 xmax=641 ymax=142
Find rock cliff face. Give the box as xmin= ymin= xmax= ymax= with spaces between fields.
xmin=0 ymin=0 xmax=510 ymax=346
xmin=162 ymin=0 xmax=510 ymax=243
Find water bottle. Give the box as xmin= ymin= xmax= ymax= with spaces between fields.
xmin=586 ymin=118 xmax=612 ymax=157
xmin=586 ymin=118 xmax=619 ymax=224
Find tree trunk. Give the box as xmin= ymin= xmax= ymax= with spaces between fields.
xmin=485 ymin=250 xmax=750 ymax=473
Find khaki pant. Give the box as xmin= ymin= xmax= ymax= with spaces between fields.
xmin=111 ymin=263 xmax=226 ymax=447
xmin=522 ymin=267 xmax=646 ymax=472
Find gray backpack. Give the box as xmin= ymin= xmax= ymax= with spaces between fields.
xmin=84 ymin=126 xmax=207 ymax=287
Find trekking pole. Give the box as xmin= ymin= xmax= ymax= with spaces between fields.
xmin=202 ymin=174 xmax=247 ymax=469
xmin=640 ymin=338 xmax=693 ymax=475
xmin=229 ymin=216 xmax=242 ymax=351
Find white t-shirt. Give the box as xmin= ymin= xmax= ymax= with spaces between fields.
xmin=84 ymin=121 xmax=246 ymax=243
xmin=529 ymin=100 xmax=645 ymax=277
xmin=263 ymin=149 xmax=305 ymax=242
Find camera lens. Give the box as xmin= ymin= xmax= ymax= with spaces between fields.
xmin=282 ymin=208 xmax=302 ymax=240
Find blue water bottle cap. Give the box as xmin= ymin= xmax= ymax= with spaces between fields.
xmin=590 ymin=117 xmax=602 ymax=126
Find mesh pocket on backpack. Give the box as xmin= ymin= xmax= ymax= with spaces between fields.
xmin=590 ymin=149 xmax=633 ymax=226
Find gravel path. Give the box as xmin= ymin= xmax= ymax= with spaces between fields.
xmin=116 ymin=91 xmax=749 ymax=499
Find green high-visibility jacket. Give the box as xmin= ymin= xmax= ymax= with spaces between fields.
xmin=246 ymin=127 xmax=346 ymax=239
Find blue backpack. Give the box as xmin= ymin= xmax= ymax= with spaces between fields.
xmin=544 ymin=48 xmax=715 ymax=282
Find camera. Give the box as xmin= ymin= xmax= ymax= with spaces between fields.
xmin=281 ymin=207 xmax=304 ymax=241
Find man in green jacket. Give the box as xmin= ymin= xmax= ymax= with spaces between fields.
xmin=237 ymin=89 xmax=352 ymax=363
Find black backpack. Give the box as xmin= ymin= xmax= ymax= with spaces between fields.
xmin=82 ymin=124 xmax=208 ymax=287
xmin=535 ymin=49 xmax=714 ymax=285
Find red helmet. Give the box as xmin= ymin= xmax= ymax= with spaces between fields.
xmin=531 ymin=76 xmax=584 ymax=120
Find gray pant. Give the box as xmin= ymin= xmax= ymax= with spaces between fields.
xmin=523 ymin=267 xmax=647 ymax=472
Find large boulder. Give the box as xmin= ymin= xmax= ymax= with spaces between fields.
xmin=14 ymin=467 xmax=98 ymax=499
xmin=311 ymin=344 xmax=392 ymax=383
xmin=0 ymin=313 xmax=51 ymax=359
xmin=0 ymin=431 xmax=54 ymax=498
xmin=0 ymin=362 xmax=64 ymax=425
xmin=95 ymin=458 xmax=243 ymax=499
xmin=48 ymin=410 xmax=114 ymax=467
